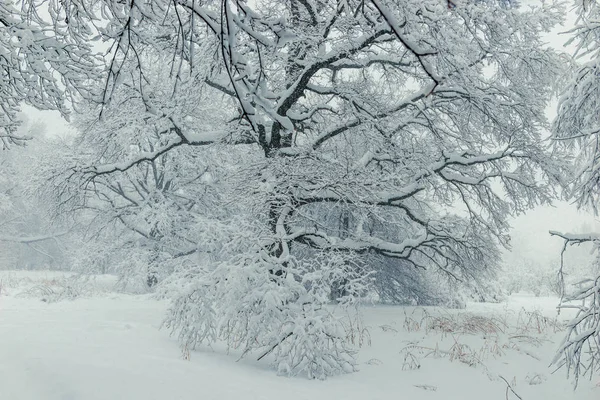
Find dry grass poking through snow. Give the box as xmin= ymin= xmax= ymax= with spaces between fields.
xmin=398 ymin=307 xmax=565 ymax=373
xmin=17 ymin=277 xmax=90 ymax=302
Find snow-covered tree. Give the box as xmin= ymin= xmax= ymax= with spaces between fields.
xmin=551 ymin=0 xmax=600 ymax=385
xmin=0 ymin=115 xmax=69 ymax=269
xmin=43 ymin=59 xmax=236 ymax=288
xmin=0 ymin=1 xmax=98 ymax=149
xmin=33 ymin=0 xmax=565 ymax=377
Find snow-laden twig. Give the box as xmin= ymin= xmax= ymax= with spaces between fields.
xmin=550 ymin=231 xmax=600 ymax=386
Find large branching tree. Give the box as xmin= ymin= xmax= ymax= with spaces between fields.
xmin=35 ymin=0 xmax=566 ymax=377
xmin=551 ymin=0 xmax=600 ymax=386
xmin=66 ymin=0 xmax=565 ymax=276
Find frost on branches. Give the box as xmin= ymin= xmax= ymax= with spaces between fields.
xmin=164 ymin=228 xmax=367 ymax=379
xmin=549 ymin=232 xmax=600 ymax=386
xmin=44 ymin=61 xmax=233 ymax=289
xmin=551 ymin=0 xmax=600 ymax=384
xmin=39 ymin=0 xmax=565 ymax=377
xmin=0 ymin=1 xmax=98 ymax=149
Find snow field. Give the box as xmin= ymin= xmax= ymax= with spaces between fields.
xmin=0 ymin=271 xmax=597 ymax=400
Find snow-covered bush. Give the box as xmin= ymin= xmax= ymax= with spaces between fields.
xmin=165 ymin=238 xmax=368 ymax=379
xmin=15 ymin=275 xmax=92 ymax=302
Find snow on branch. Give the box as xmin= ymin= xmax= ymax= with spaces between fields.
xmin=371 ymin=0 xmax=441 ymax=91
xmin=549 ymin=231 xmax=600 ymax=242
xmin=87 ymin=139 xmax=188 ymax=177
xmin=549 ymin=0 xmax=600 ymax=386
xmin=552 ymin=275 xmax=600 ymax=387
xmin=549 ymin=230 xmax=600 ymax=299
xmin=0 ymin=2 xmax=99 ymax=148
xmin=550 ymin=230 xmax=600 ymax=386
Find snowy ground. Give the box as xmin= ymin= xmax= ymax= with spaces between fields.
xmin=0 ymin=271 xmax=597 ymax=400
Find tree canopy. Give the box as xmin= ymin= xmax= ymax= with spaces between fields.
xmin=5 ymin=0 xmax=572 ymax=378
